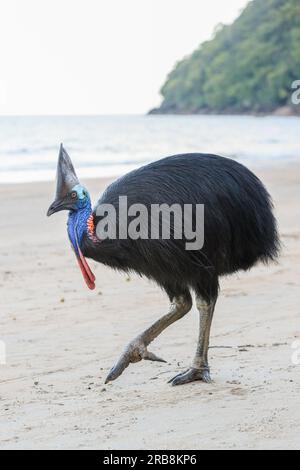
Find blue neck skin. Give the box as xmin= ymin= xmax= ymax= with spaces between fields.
xmin=67 ymin=186 xmax=92 ymax=255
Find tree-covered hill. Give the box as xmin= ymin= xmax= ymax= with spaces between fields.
xmin=152 ymin=0 xmax=300 ymax=115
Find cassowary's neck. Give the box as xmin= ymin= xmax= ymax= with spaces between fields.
xmin=67 ymin=201 xmax=95 ymax=252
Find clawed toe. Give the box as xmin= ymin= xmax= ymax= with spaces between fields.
xmin=105 ymin=340 xmax=166 ymax=383
xmin=169 ymin=367 xmax=212 ymax=386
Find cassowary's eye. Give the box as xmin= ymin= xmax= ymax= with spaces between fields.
xmin=71 ymin=191 xmax=77 ymax=199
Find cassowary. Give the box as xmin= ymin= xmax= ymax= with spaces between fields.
xmin=47 ymin=145 xmax=280 ymax=385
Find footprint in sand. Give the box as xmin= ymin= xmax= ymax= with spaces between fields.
xmin=230 ymin=387 xmax=247 ymax=397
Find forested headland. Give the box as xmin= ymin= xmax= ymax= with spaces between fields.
xmin=151 ymin=0 xmax=300 ymax=115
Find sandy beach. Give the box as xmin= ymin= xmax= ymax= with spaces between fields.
xmin=0 ymin=164 xmax=299 ymax=450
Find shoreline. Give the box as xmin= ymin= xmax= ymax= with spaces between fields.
xmin=148 ymin=106 xmax=300 ymax=117
xmin=1 ymin=157 xmax=300 ymax=186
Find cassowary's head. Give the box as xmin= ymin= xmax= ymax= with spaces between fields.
xmin=47 ymin=144 xmax=96 ymax=289
xmin=47 ymin=144 xmax=90 ymax=216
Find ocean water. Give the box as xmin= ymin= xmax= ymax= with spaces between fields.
xmin=0 ymin=114 xmax=299 ymax=183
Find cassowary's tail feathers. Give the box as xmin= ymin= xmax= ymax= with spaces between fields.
xmin=258 ymin=192 xmax=281 ymax=264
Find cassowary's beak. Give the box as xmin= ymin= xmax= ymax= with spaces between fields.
xmin=47 ymin=198 xmax=75 ymax=216
xmin=47 ymin=144 xmax=79 ymax=217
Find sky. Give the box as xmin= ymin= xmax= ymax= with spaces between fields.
xmin=0 ymin=0 xmax=249 ymax=115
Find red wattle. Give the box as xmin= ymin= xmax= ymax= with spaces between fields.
xmin=73 ymin=224 xmax=96 ymax=290
xmin=78 ymin=246 xmax=96 ymax=282
xmin=76 ymin=254 xmax=96 ymax=290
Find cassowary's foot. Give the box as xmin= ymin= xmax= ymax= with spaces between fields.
xmin=168 ymin=367 xmax=212 ymax=386
xmin=105 ymin=338 xmax=166 ymax=383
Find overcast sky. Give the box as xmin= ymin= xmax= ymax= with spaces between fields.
xmin=0 ymin=0 xmax=248 ymax=115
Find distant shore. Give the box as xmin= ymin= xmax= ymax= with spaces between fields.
xmin=148 ymin=105 xmax=300 ymax=117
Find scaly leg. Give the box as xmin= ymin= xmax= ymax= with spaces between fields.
xmin=169 ymin=295 xmax=217 ymax=386
xmin=105 ymin=293 xmax=192 ymax=383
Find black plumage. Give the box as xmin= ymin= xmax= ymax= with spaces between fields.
xmin=83 ymin=153 xmax=280 ymax=302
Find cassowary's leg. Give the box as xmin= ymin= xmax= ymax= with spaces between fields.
xmin=105 ymin=292 xmax=192 ymax=383
xmin=169 ymin=296 xmax=217 ymax=386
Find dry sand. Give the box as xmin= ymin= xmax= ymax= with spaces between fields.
xmin=0 ymin=165 xmax=299 ymax=450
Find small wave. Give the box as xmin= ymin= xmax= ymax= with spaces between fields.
xmin=0 ymin=145 xmax=60 ymax=156
xmin=0 ymin=147 xmax=30 ymax=156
